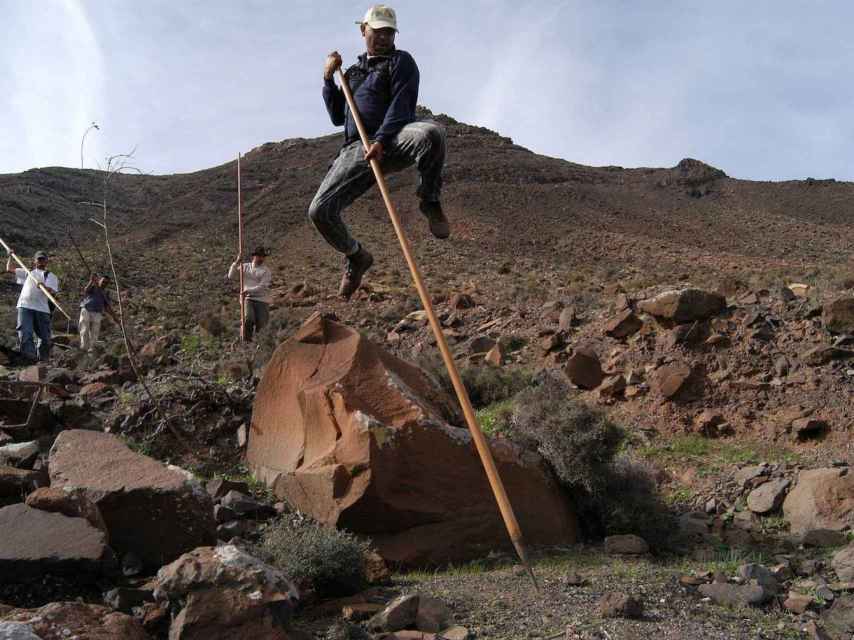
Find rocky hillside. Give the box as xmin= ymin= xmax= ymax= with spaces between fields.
xmin=1 ymin=111 xmax=854 ymax=638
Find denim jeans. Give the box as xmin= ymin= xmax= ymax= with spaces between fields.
xmin=308 ymin=120 xmax=446 ymax=256
xmin=17 ymin=307 xmax=52 ymax=361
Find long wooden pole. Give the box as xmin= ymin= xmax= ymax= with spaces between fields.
xmin=0 ymin=237 xmax=71 ymax=320
xmin=237 ymin=154 xmax=246 ymax=342
xmin=337 ymin=69 xmax=538 ymax=588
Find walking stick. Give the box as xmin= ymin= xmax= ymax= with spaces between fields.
xmin=237 ymin=154 xmax=246 ymax=342
xmin=336 ymin=68 xmax=539 ymax=589
xmin=0 ymin=236 xmax=71 ymax=320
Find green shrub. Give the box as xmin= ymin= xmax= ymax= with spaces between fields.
xmin=258 ymin=513 xmax=370 ymax=597
xmin=509 ymin=375 xmax=677 ymax=550
xmin=418 ymin=355 xmax=531 ymax=409
xmin=510 ymin=376 xmax=623 ymax=494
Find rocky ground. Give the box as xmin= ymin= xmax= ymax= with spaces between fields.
xmin=1 ymin=112 xmax=854 ymax=638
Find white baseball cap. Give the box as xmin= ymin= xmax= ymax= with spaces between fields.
xmin=357 ymin=5 xmax=398 ymax=31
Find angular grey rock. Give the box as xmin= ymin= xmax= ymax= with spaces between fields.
xmin=802 ymin=529 xmax=849 ymax=548
xmin=747 ymin=479 xmax=790 ymax=514
xmin=638 ymin=288 xmax=726 ymax=324
xmin=783 ymin=468 xmax=854 ymax=534
xmin=0 ymin=441 xmax=39 ymax=468
xmin=738 ymin=564 xmax=779 ymax=595
xmin=822 ymin=595 xmax=854 ymax=639
xmin=416 ymin=596 xmax=452 ymax=632
xmin=698 ymin=582 xmax=770 ymax=607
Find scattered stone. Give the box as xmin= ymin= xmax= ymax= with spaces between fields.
xmin=802 ymin=529 xmax=849 ymax=548
xmin=237 ymin=423 xmax=248 ymax=448
xmin=734 ymin=464 xmax=768 ymax=489
xmin=597 ymin=592 xmax=643 ymax=619
xmin=783 ymin=468 xmax=854 ymax=534
xmin=0 ymin=602 xmax=150 ymax=640
xmin=416 ymin=596 xmax=451 ymax=633
xmin=247 ymin=314 xmax=577 ymax=565
xmin=220 ymin=490 xmax=273 ymax=517
xmin=832 ymin=544 xmax=854 ymax=582
xmin=448 ymin=294 xmax=475 ymax=310
xmin=468 ymin=336 xmax=496 ymax=355
xmin=17 ymin=366 xmax=47 ymax=383
xmin=698 ymin=582 xmax=771 ymax=607
xmin=788 ymin=283 xmax=810 ymax=298
xmin=484 ymin=343 xmax=504 ymax=366
xmin=802 ymin=345 xmax=854 ymax=366
xmin=605 ymin=310 xmax=642 ymax=339
xmin=104 ymin=585 xmax=155 ymax=613
xmin=49 ymin=429 xmax=216 ymax=570
xmin=599 ymin=374 xmax=626 ymax=398
xmin=638 ymin=288 xmax=726 ymax=324
xmin=564 ymin=346 xmax=603 ymax=390
xmin=747 ymin=479 xmax=790 ymax=514
xmin=680 ymin=575 xmax=708 ymax=587
xmin=604 ymin=534 xmax=649 ymax=555
xmin=652 ymin=361 xmax=692 ymax=399
xmin=0 ymin=503 xmax=115 ymax=581
xmin=342 ymin=603 xmax=384 ymax=622
xmin=822 ymin=595 xmax=854 ymax=639
xmin=217 ymin=519 xmax=255 ymax=540
xmin=738 ymin=564 xmax=779 ymax=594
xmin=206 ymin=477 xmax=250 ymax=499
xmin=824 ymin=297 xmax=854 ymax=334
xmin=785 ymin=591 xmax=814 ymax=614
xmin=558 ymin=308 xmax=577 ymax=333
xmin=565 ymin=572 xmax=585 ymax=586
xmin=679 ymin=513 xmax=709 ymax=538
xmin=368 ymin=594 xmax=420 ymax=632
xmin=694 ymin=410 xmax=728 ymax=438
xmin=214 ymin=504 xmax=238 ymax=524
xmin=802 ymin=621 xmax=832 ymax=640
xmin=79 ymin=382 xmax=111 ymax=397
xmin=154 ymin=544 xmax=299 ymax=640
xmin=25 ymin=487 xmax=108 ymax=536
xmin=540 ymin=332 xmax=566 ymax=353
xmin=792 ymin=418 xmax=830 ymax=442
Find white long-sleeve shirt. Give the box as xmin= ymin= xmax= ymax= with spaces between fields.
xmin=228 ymin=262 xmax=271 ymax=304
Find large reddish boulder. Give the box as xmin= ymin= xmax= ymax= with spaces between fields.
xmin=247 ymin=314 xmax=577 ymax=566
xmin=49 ymin=430 xmax=216 ymax=570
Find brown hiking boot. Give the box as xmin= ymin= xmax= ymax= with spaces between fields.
xmin=419 ymin=200 xmax=450 ymax=239
xmin=338 ymin=247 xmax=374 ymax=301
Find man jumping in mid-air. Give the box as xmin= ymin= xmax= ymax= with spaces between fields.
xmin=309 ymin=4 xmax=449 ymax=300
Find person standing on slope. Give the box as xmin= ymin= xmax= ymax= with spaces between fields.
xmin=309 ymin=4 xmax=449 ymax=301
xmin=228 ymin=246 xmax=272 ymax=340
xmin=79 ymin=274 xmax=117 ymax=352
xmin=5 ymin=250 xmax=59 ymax=361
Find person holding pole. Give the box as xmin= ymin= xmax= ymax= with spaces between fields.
xmin=227 ymin=247 xmax=272 ymax=341
xmin=79 ymin=274 xmax=117 ymax=352
xmin=5 ymin=250 xmax=59 ymax=362
xmin=308 ymin=4 xmax=450 ymax=301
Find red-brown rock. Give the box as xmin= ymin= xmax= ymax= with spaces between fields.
xmin=247 ymin=314 xmax=577 ymax=566
xmin=0 ymin=503 xmax=115 ymax=580
xmin=783 ymin=468 xmax=854 ymax=534
xmin=0 ymin=602 xmax=150 ymax=639
xmin=638 ymin=288 xmax=726 ymax=324
xmin=564 ymin=347 xmax=603 ymax=390
xmin=605 ymin=310 xmax=642 ymax=339
xmin=25 ymin=486 xmax=108 ymax=536
xmin=49 ymin=430 xmax=216 ymax=570
xmin=824 ymin=297 xmax=854 ymax=334
xmin=652 ymin=362 xmax=692 ymax=399
xmin=0 ymin=465 xmax=44 ymax=502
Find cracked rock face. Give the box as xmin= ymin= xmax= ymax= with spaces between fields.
xmin=247 ymin=313 xmax=577 ymax=566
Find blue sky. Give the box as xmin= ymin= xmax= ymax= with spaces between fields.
xmin=1 ymin=0 xmax=852 ymax=180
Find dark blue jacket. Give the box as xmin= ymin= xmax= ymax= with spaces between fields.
xmin=323 ymin=49 xmax=419 ymax=147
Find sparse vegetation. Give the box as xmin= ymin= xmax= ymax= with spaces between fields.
xmin=258 ymin=513 xmax=371 ymax=597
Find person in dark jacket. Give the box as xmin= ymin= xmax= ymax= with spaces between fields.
xmin=309 ymin=4 xmax=449 ymax=301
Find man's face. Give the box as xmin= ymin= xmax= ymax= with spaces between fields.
xmin=361 ymin=25 xmax=396 ymax=55
xmin=98 ymin=277 xmax=109 ymax=288
xmin=35 ymin=257 xmax=47 ymax=270
xmin=253 ymin=255 xmax=265 ymax=266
